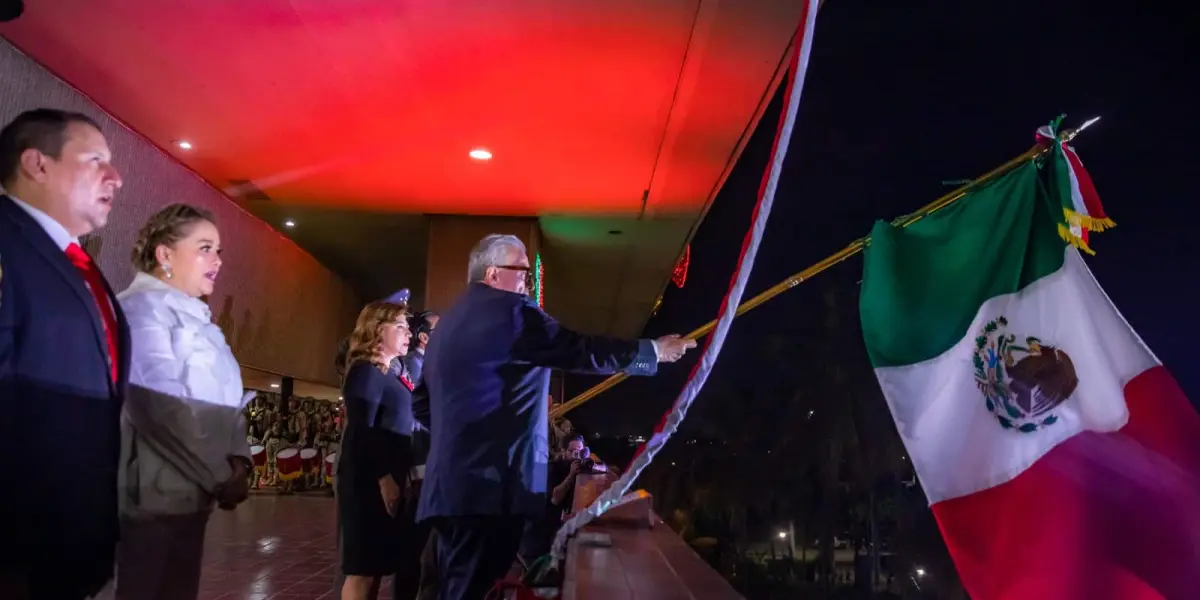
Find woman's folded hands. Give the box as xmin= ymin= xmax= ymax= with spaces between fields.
xmin=214 ymin=455 xmax=252 ymax=510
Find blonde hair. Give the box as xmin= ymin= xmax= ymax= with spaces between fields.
xmin=346 ymin=301 xmax=409 ymax=373
xmin=130 ymin=203 xmax=215 ymax=273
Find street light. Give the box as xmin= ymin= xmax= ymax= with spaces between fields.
xmin=915 ymin=567 xmax=927 ymax=577
xmin=778 ymin=531 xmax=788 ymax=539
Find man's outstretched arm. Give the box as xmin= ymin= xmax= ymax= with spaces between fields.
xmin=510 ymin=297 xmax=694 ymax=375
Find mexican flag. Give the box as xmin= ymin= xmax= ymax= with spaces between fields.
xmin=860 ymin=135 xmax=1200 ymax=599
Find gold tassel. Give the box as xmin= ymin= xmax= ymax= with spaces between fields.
xmin=1063 ymin=208 xmax=1117 ymax=233
xmin=1057 ymin=223 xmax=1096 ymax=256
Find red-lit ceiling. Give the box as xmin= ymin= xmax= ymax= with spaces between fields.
xmin=0 ymin=0 xmax=803 ymax=335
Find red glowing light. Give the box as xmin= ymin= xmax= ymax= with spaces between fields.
xmin=671 ymin=245 xmax=690 ymax=288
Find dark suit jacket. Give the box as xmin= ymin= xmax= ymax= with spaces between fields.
xmin=0 ymin=196 xmax=130 ymax=596
xmin=411 ymin=383 xmax=432 ymax=470
xmin=403 ymin=348 xmax=426 ymax=386
xmin=416 ymin=283 xmax=657 ymax=520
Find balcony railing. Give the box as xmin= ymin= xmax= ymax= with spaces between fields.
xmin=561 ymin=475 xmax=743 ymax=599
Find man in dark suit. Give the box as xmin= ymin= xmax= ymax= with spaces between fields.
xmin=0 ymin=109 xmax=127 ymax=599
xmin=402 ymin=309 xmax=438 ymax=386
xmin=405 ymin=310 xmax=437 ymax=480
xmin=410 ymin=383 xmax=440 ymax=600
xmin=417 ymin=234 xmax=695 ymax=600
xmin=393 ymin=310 xmax=437 ymax=600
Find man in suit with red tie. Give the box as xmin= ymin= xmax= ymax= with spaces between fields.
xmin=0 ymin=109 xmax=127 ymax=599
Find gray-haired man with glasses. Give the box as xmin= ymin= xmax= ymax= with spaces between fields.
xmin=416 ymin=234 xmax=696 ymax=600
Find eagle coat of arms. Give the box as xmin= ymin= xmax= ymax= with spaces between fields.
xmin=972 ymin=316 xmax=1079 ymax=433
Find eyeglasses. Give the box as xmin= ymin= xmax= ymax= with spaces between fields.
xmin=494 ymin=264 xmax=533 ymax=285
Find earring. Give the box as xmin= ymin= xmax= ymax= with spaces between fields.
xmin=162 ymin=264 xmax=173 ymax=279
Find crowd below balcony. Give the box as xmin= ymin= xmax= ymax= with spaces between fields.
xmin=243 ymin=396 xmax=343 ymax=492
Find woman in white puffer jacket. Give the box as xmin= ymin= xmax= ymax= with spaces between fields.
xmin=114 ymin=203 xmax=253 ymax=600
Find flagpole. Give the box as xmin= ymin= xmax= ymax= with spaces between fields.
xmin=551 ymin=119 xmax=1099 ymax=420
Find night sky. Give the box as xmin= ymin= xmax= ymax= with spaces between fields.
xmin=565 ymin=0 xmax=1198 ymax=435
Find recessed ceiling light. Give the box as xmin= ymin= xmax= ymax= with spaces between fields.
xmin=270 ymin=383 xmax=280 ymax=388
xmin=283 ymin=219 xmax=296 ymax=228
xmin=175 ymin=140 xmax=193 ymax=150
xmin=469 ymin=148 xmax=492 ymax=161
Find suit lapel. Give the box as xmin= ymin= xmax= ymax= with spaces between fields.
xmin=0 ymin=196 xmax=112 ymax=381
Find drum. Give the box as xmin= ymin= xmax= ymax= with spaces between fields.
xmin=300 ymin=448 xmax=319 ymax=473
xmin=324 ymin=453 xmax=336 ymax=484
xmin=250 ymin=445 xmax=266 ymax=473
xmin=276 ymin=448 xmax=302 ymax=481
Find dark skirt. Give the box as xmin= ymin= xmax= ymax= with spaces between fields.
xmin=337 ymin=471 xmax=406 ymax=576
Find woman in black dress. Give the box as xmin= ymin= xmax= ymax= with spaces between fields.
xmin=338 ymin=300 xmax=414 ymax=600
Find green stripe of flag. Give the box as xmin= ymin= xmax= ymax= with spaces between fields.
xmin=860 ymin=159 xmax=1068 ymax=369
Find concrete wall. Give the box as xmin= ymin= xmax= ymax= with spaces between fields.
xmin=0 ymin=39 xmax=362 ymax=385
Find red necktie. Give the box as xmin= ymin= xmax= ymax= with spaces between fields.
xmin=65 ymin=243 xmax=119 ymax=383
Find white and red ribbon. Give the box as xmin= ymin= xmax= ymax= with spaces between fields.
xmin=1036 ymin=118 xmax=1112 ymax=253
xmin=549 ymin=0 xmax=824 ymax=564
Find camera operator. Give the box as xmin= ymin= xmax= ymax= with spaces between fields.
xmin=553 ymin=438 xmax=586 ymax=503
xmin=518 ymin=434 xmax=595 ymax=566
